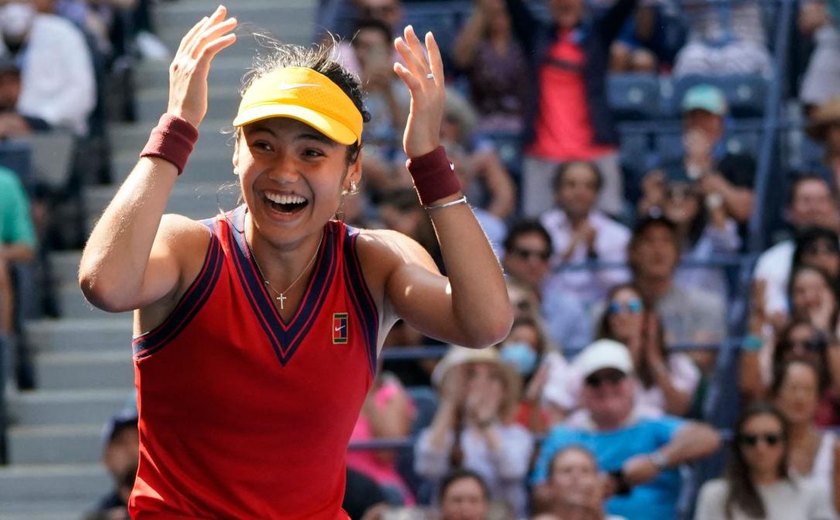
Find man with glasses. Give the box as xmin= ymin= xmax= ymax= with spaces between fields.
xmin=531 ymin=339 xmax=721 ymax=520
xmin=540 ymin=161 xmax=631 ymax=309
xmin=502 ymin=219 xmax=591 ymax=352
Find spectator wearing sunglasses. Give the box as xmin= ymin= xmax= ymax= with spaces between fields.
xmin=772 ymin=360 xmax=840 ymax=516
xmin=532 ymin=339 xmax=721 ymax=520
xmin=594 ymin=283 xmax=700 ymax=417
xmin=627 ymin=216 xmax=727 ymax=373
xmin=741 ymin=310 xmax=840 ymax=428
xmin=639 ymin=169 xmax=741 ymax=299
xmin=539 ymin=161 xmax=631 ymax=309
xmin=502 ymin=219 xmax=592 ymax=352
xmin=694 ymin=402 xmax=833 ymax=520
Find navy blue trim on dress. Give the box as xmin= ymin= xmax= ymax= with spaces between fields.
xmin=343 ymin=225 xmax=379 ymax=376
xmin=132 ymin=231 xmax=223 ymax=359
xmin=227 ymin=206 xmax=337 ymax=366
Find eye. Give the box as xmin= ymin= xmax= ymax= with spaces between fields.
xmin=250 ymin=140 xmax=273 ymax=152
xmin=302 ymin=148 xmax=325 ymax=159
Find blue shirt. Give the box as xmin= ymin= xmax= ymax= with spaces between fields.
xmin=532 ymin=416 xmax=686 ymax=520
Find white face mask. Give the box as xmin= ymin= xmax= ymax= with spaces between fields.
xmin=0 ymin=3 xmax=36 ymax=42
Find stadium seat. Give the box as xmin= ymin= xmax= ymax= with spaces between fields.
xmin=671 ymin=74 xmax=769 ymax=119
xmin=607 ymin=73 xmax=661 ymax=121
xmin=723 ymin=130 xmax=761 ymax=157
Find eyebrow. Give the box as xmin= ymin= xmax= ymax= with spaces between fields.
xmin=246 ymin=124 xmax=338 ymax=147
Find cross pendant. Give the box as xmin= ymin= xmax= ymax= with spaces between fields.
xmin=276 ymin=293 xmax=287 ymax=309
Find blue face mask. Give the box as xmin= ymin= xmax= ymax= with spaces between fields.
xmin=500 ymin=342 xmax=538 ymax=376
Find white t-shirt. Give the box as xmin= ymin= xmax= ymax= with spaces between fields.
xmin=694 ymin=477 xmax=834 ymax=520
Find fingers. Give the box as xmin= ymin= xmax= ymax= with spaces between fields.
xmin=186 ymin=8 xmax=237 ymax=60
xmin=177 ymin=16 xmax=210 ymax=57
xmin=393 ymin=25 xmax=445 ymax=86
xmin=425 ymin=31 xmax=444 ymax=85
xmin=182 ymin=5 xmax=227 ymax=57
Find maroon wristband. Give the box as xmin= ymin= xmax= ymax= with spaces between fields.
xmin=139 ymin=114 xmax=199 ymax=175
xmin=406 ymin=146 xmax=462 ymax=206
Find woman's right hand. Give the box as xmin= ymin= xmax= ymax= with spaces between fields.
xmin=167 ymin=5 xmax=237 ymax=127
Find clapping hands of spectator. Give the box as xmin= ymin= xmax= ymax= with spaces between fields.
xmin=683 ymin=128 xmax=714 ymax=173
xmin=641 ymin=312 xmax=666 ymax=368
xmin=465 ymin=368 xmax=504 ymax=427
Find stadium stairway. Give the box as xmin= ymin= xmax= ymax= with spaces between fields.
xmin=0 ymin=1 xmax=316 ymax=517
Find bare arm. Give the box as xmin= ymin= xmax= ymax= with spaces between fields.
xmin=0 ymin=243 xmax=34 ymax=263
xmin=659 ymin=422 xmax=721 ymax=466
xmin=78 ymin=8 xmax=237 ymax=312
xmin=387 ymin=27 xmax=513 ymax=348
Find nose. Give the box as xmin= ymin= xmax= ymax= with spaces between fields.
xmin=267 ymin=148 xmax=301 ymax=183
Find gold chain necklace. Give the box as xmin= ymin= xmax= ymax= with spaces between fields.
xmin=250 ymin=235 xmax=322 ymax=310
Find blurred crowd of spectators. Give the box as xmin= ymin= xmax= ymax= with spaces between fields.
xmin=309 ymin=0 xmax=840 ymax=518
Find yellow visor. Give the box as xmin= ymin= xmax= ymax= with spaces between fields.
xmin=232 ymin=67 xmax=363 ymax=145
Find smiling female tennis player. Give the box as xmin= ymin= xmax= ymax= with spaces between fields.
xmin=79 ymin=5 xmax=512 ymax=519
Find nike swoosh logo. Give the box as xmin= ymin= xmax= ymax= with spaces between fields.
xmin=334 ymin=325 xmax=345 ymax=332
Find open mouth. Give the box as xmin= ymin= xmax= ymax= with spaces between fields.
xmin=264 ymin=192 xmax=308 ymax=214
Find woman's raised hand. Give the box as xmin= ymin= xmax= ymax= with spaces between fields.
xmin=393 ymin=25 xmax=444 ymax=159
xmin=167 ymin=5 xmax=237 ymax=127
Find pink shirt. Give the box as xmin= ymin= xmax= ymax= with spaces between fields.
xmin=346 ymin=378 xmax=416 ymax=504
xmin=529 ymin=33 xmax=615 ymax=160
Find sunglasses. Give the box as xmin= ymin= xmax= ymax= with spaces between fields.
xmin=739 ymin=432 xmax=782 ymax=448
xmin=787 ymin=336 xmax=827 ymax=353
xmin=608 ymin=299 xmax=643 ymax=315
xmin=584 ymin=370 xmax=626 ymax=388
xmin=510 ymin=247 xmax=551 ymax=262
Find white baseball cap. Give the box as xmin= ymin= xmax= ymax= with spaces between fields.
xmin=573 ymin=339 xmax=634 ymax=378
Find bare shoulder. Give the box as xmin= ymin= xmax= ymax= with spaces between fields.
xmin=354 ymin=228 xmax=439 ymax=273
xmin=136 ymin=214 xmax=213 ymax=331
xmin=157 ymin=213 xmax=212 ymax=248
xmin=155 ymin=213 xmax=214 ymax=284
xmin=352 ymin=228 xmax=440 ymax=316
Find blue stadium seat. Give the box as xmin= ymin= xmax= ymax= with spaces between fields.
xmin=607 ymin=73 xmax=661 ymax=121
xmin=0 ymin=140 xmax=33 ymax=193
xmin=671 ymin=74 xmax=769 ymax=119
xmin=723 ymin=130 xmax=761 ymax=157
xmin=653 ymin=131 xmax=685 ymax=165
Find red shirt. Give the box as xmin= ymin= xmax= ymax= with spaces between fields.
xmin=130 ymin=208 xmax=378 ymax=519
xmin=529 ymin=32 xmax=615 ymax=161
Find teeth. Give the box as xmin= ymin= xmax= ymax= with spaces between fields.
xmin=265 ymin=193 xmax=305 ymax=204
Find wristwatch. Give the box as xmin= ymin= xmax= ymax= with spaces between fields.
xmin=705 ymin=192 xmax=723 ymax=210
xmin=649 ymin=450 xmax=669 ymax=471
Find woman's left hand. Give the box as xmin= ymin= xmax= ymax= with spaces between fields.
xmin=393 ymin=25 xmax=445 ymax=159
